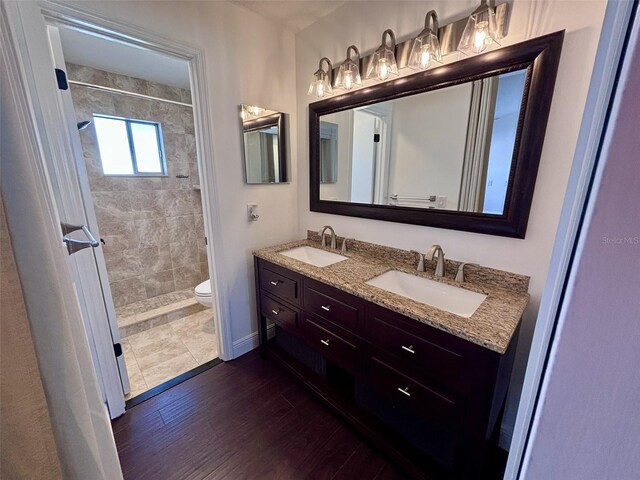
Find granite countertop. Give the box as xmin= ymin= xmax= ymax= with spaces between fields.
xmin=253 ymin=235 xmax=530 ymax=354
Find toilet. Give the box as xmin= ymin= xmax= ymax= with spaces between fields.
xmin=194 ymin=279 xmax=213 ymax=308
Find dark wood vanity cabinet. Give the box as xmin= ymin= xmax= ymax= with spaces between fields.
xmin=254 ymin=257 xmax=516 ymax=479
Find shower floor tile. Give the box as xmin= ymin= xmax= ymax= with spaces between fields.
xmin=122 ymin=308 xmax=217 ymax=399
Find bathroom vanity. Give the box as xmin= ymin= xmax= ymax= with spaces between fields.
xmin=253 ymin=234 xmax=528 ymax=479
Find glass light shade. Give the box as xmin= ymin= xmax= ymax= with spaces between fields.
xmin=458 ymin=1 xmax=500 ymax=55
xmin=366 ymin=46 xmax=398 ymax=81
xmin=334 ymin=51 xmax=362 ymax=91
xmin=366 ymin=29 xmax=398 ymax=81
xmin=409 ymin=11 xmax=442 ymax=71
xmin=308 ymin=57 xmax=333 ymax=98
xmin=409 ymin=31 xmax=442 ymax=70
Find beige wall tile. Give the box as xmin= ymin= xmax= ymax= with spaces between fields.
xmin=70 ymin=65 xmax=203 ymax=307
xmin=143 ymin=269 xmax=175 ymax=298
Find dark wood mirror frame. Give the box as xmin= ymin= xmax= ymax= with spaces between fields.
xmin=309 ymin=31 xmax=564 ymax=238
xmin=243 ymin=112 xmax=288 ymax=183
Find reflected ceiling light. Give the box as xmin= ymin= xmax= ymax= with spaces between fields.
xmin=457 ymin=0 xmax=501 ymax=55
xmin=241 ymin=105 xmax=266 ymax=120
xmin=408 ymin=10 xmax=442 ymax=70
xmin=366 ymin=29 xmax=398 ymax=81
xmin=334 ymin=45 xmax=362 ymax=91
xmin=308 ymin=57 xmax=333 ymax=98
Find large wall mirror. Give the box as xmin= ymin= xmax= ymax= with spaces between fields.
xmin=310 ymin=32 xmax=564 ymax=238
xmin=241 ymin=105 xmax=287 ymax=184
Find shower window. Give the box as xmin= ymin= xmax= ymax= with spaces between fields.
xmin=93 ymin=115 xmax=167 ymax=176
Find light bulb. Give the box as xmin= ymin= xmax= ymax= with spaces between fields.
xmin=378 ymin=59 xmax=389 ymax=80
xmin=316 ymin=80 xmax=325 ymax=98
xmin=473 ymin=21 xmax=489 ymax=53
xmin=420 ymin=47 xmax=432 ymax=69
xmin=344 ymin=71 xmax=353 ymax=90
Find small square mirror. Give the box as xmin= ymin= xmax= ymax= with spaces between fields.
xmin=240 ymin=105 xmax=287 ymax=184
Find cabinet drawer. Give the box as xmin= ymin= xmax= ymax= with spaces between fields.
xmin=370 ymin=316 xmax=463 ymax=388
xmin=369 ymin=357 xmax=459 ymax=431
xmin=302 ymin=316 xmax=359 ymax=372
xmin=260 ymin=266 xmax=299 ymax=305
xmin=261 ymin=294 xmax=298 ymax=330
xmin=304 ymin=284 xmax=359 ymax=332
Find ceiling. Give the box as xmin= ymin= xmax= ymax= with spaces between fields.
xmin=232 ymin=1 xmax=346 ymax=32
xmin=58 ymin=1 xmax=346 ymax=86
xmin=59 ymin=27 xmax=191 ymax=89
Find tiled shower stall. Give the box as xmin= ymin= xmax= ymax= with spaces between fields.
xmin=68 ymin=64 xmax=217 ymax=397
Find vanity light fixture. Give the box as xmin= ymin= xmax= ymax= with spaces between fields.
xmin=457 ymin=0 xmax=501 ymax=55
xmin=241 ymin=105 xmax=266 ymax=120
xmin=408 ymin=10 xmax=442 ymax=70
xmin=366 ymin=29 xmax=398 ymax=81
xmin=334 ymin=45 xmax=362 ymax=91
xmin=308 ymin=57 xmax=333 ymax=98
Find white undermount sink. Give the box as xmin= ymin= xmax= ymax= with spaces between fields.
xmin=366 ymin=270 xmax=487 ymax=318
xmin=279 ymin=246 xmax=348 ymax=267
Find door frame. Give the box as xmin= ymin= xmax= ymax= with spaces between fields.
xmin=504 ymin=1 xmax=637 ymax=477
xmin=6 ymin=0 xmax=234 ymax=408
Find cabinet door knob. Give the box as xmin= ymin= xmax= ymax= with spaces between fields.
xmin=271 ymin=309 xmax=280 ymax=316
xmin=320 ymin=339 xmax=330 ymax=346
xmin=397 ymin=386 xmax=411 ymax=397
xmin=270 ymin=280 xmax=281 ymax=286
xmin=401 ymin=345 xmax=415 ymax=354
xmin=321 ymin=305 xmax=331 ymax=311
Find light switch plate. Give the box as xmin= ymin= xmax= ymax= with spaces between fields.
xmin=247 ymin=204 xmax=259 ymax=221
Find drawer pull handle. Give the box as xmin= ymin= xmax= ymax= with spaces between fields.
xmin=401 ymin=345 xmax=415 ymax=354
xmin=397 ymin=386 xmax=411 ymax=397
xmin=269 ymin=280 xmax=281 ymax=286
xmin=271 ymin=309 xmax=280 ymax=316
xmin=321 ymin=305 xmax=331 ymax=311
xmin=320 ymin=339 xmax=330 ymax=346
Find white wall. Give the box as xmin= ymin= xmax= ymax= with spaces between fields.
xmin=295 ymin=0 xmax=606 ymax=444
xmin=62 ymin=0 xmax=299 ymax=353
xmin=522 ymin=16 xmax=640 ymax=477
xmin=388 ymin=84 xmax=471 ymax=210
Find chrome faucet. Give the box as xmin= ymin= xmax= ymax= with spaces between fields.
xmin=425 ymin=244 xmax=445 ymax=277
xmin=318 ymin=225 xmax=337 ymax=249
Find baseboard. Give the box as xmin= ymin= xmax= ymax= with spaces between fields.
xmin=499 ymin=426 xmax=513 ymax=451
xmin=232 ymin=324 xmax=274 ymax=358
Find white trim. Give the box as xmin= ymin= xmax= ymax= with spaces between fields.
xmin=1 ymin=3 xmax=123 ymax=477
xmin=504 ymin=2 xmax=636 ymax=478
xmin=232 ymin=325 xmax=275 ymax=358
xmin=34 ymin=0 xmax=234 ymax=362
xmin=7 ymin=2 xmax=127 ymax=417
xmin=499 ymin=426 xmax=513 ymax=451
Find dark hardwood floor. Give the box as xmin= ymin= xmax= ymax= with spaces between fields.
xmin=112 ymin=349 xmax=507 ymax=479
xmin=112 ymin=349 xmax=406 ymax=480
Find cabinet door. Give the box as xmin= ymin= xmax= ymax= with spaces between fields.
xmin=369 ymin=357 xmax=461 ymax=433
